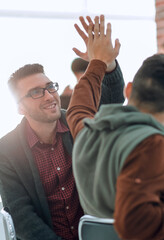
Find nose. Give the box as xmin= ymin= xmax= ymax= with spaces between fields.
xmin=43 ymin=89 xmax=54 ymax=100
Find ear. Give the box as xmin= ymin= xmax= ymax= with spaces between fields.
xmin=124 ymin=82 xmax=132 ymax=100
xmin=18 ymin=103 xmax=26 ymax=115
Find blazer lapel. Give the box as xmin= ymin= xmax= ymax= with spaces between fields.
xmin=18 ymin=118 xmax=53 ymax=228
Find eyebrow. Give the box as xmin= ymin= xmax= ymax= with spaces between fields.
xmin=27 ymin=81 xmax=53 ymax=92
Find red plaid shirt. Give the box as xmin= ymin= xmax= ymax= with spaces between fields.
xmin=26 ymin=120 xmax=83 ymax=240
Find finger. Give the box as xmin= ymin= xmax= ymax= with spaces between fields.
xmin=94 ymin=16 xmax=99 ymax=39
xmin=106 ymin=22 xmax=112 ymax=40
xmin=86 ymin=16 xmax=94 ymax=31
xmin=86 ymin=16 xmax=93 ymax=25
xmin=100 ymin=15 xmax=105 ymax=36
xmin=79 ymin=16 xmax=89 ymax=34
xmin=88 ymin=22 xmax=93 ymax=42
xmin=72 ymin=48 xmax=86 ymax=58
xmin=74 ymin=24 xmax=88 ymax=44
xmin=114 ymin=39 xmax=121 ymax=56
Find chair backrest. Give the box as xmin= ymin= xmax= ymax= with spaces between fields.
xmin=0 ymin=208 xmax=16 ymax=240
xmin=0 ymin=195 xmax=3 ymax=210
xmin=79 ymin=215 xmax=121 ymax=240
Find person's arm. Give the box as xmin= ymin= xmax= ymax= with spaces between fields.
xmin=100 ymin=60 xmax=125 ymax=106
xmin=67 ymin=59 xmax=107 ymax=139
xmin=67 ymin=60 xmax=124 ymax=140
xmin=114 ymin=134 xmax=164 ymax=240
xmin=67 ymin=15 xmax=120 ymax=139
xmin=0 ymin=154 xmax=63 ymax=240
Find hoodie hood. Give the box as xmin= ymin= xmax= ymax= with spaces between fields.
xmin=84 ymin=104 xmax=164 ymax=132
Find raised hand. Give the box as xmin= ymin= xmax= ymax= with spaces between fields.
xmin=73 ymin=15 xmax=120 ymax=71
xmin=73 ymin=16 xmax=93 ymax=61
xmin=87 ymin=15 xmax=120 ymax=68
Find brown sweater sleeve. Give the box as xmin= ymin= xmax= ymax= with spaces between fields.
xmin=114 ymin=134 xmax=164 ymax=240
xmin=66 ymin=59 xmax=107 ymax=140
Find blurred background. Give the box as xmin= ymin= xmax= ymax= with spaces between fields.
xmin=0 ymin=0 xmax=156 ymax=137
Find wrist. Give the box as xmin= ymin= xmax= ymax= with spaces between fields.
xmin=106 ymin=60 xmax=116 ymax=72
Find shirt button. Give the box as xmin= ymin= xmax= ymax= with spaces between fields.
xmin=135 ymin=178 xmax=142 ymax=184
xmin=57 ymin=167 xmax=60 ymax=171
xmin=66 ymin=206 xmax=69 ymax=210
xmin=51 ymin=147 xmax=54 ymax=151
xmin=61 ymin=187 xmax=65 ymax=191
xmin=71 ymin=226 xmax=74 ymax=230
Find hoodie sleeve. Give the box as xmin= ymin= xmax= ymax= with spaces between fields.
xmin=66 ymin=59 xmax=125 ymax=140
xmin=114 ymin=134 xmax=164 ymax=240
xmin=66 ymin=59 xmax=107 ymax=140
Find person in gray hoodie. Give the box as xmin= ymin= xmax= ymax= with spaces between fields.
xmin=67 ymin=15 xmax=164 ymax=240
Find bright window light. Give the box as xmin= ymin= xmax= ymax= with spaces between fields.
xmin=0 ymin=0 xmax=156 ymax=137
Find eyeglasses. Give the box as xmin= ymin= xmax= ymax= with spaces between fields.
xmin=18 ymin=82 xmax=59 ymax=102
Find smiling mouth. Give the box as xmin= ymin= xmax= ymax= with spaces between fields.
xmin=44 ymin=103 xmax=56 ymax=109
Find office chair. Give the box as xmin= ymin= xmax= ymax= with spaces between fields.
xmin=0 ymin=208 xmax=16 ymax=240
xmin=78 ymin=214 xmax=121 ymax=240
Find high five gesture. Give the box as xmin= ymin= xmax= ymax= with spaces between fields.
xmin=73 ymin=15 xmax=120 ymax=71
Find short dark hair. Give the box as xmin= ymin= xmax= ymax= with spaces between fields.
xmin=8 ymin=63 xmax=45 ymax=100
xmin=71 ymin=58 xmax=89 ymax=73
xmin=130 ymin=54 xmax=164 ymax=113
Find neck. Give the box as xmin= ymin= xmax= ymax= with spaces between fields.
xmin=27 ymin=119 xmax=57 ymax=144
xmin=127 ymin=101 xmax=164 ymax=126
xmin=151 ymin=112 xmax=164 ymax=126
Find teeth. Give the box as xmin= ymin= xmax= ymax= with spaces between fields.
xmin=46 ymin=104 xmax=55 ymax=109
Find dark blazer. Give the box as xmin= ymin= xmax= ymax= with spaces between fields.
xmin=0 ymin=61 xmax=125 ymax=240
xmin=0 ymin=111 xmax=71 ymax=240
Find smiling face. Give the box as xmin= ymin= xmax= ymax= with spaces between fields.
xmin=17 ymin=73 xmax=61 ymax=125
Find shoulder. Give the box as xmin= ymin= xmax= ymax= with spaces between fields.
xmin=0 ymin=120 xmax=25 ymax=154
xmin=60 ymin=109 xmax=69 ymax=128
xmin=128 ymin=134 xmax=164 ymax=161
xmin=122 ymin=134 xmax=164 ymax=179
xmin=0 ymin=126 xmax=19 ymax=145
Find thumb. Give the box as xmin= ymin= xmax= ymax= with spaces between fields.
xmin=114 ymin=39 xmax=121 ymax=56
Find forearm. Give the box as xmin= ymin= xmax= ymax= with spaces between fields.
xmin=114 ymin=136 xmax=164 ymax=240
xmin=1 ymin=188 xmax=61 ymax=240
xmin=100 ymin=60 xmax=125 ymax=105
xmin=67 ymin=59 xmax=107 ymax=140
xmin=114 ymin=179 xmax=164 ymax=240
xmin=0 ymin=167 xmax=62 ymax=240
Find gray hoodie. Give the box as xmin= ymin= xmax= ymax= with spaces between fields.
xmin=72 ymin=104 xmax=164 ymax=218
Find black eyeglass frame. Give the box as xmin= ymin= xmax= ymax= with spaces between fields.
xmin=18 ymin=82 xmax=59 ymax=103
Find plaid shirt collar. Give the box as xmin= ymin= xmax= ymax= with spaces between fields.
xmin=26 ymin=119 xmax=69 ymax=148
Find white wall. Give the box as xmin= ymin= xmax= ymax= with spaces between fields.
xmin=0 ymin=0 xmax=156 ymax=137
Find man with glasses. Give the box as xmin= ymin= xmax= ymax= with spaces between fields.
xmin=0 ymin=16 xmax=124 ymax=240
